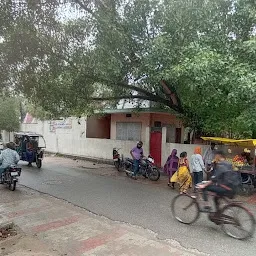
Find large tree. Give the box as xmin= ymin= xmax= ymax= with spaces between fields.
xmin=0 ymin=0 xmax=256 ymax=136
xmin=0 ymin=97 xmax=20 ymax=132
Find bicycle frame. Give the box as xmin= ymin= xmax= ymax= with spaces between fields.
xmin=193 ymin=190 xmax=230 ymax=212
xmin=172 ymin=191 xmax=256 ymax=239
xmin=187 ymin=190 xmax=252 ymax=225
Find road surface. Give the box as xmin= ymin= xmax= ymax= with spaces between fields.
xmin=18 ymin=156 xmax=256 ymax=256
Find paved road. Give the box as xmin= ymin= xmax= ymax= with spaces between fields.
xmin=18 ymin=157 xmax=256 ymax=256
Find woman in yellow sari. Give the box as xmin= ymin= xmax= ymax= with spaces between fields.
xmin=171 ymin=152 xmax=192 ymax=194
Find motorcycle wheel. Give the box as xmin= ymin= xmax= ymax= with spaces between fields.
xmin=141 ymin=168 xmax=148 ymax=178
xmin=9 ymin=179 xmax=17 ymax=191
xmin=148 ymin=167 xmax=160 ymax=181
xmin=125 ymin=165 xmax=133 ymax=177
xmin=36 ymin=159 xmax=42 ymax=169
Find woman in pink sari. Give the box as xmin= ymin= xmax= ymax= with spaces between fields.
xmin=164 ymin=149 xmax=179 ymax=188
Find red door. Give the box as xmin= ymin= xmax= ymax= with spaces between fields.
xmin=150 ymin=131 xmax=162 ymax=167
xmin=175 ymin=128 xmax=181 ymax=143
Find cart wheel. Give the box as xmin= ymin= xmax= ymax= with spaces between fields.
xmin=238 ymin=184 xmax=253 ymax=196
xmin=36 ymin=159 xmax=42 ymax=169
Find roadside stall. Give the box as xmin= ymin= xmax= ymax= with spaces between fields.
xmin=201 ymin=137 xmax=256 ymax=194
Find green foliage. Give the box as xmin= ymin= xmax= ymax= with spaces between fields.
xmin=0 ymin=0 xmax=256 ymax=137
xmin=0 ymin=98 xmax=20 ymax=132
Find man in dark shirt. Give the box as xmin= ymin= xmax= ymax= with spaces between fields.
xmin=198 ymin=150 xmax=235 ymax=211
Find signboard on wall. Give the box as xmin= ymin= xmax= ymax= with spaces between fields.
xmin=49 ymin=119 xmax=72 ymax=133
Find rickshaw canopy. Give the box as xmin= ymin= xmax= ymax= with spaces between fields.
xmin=14 ymin=132 xmax=46 ymax=149
xmin=201 ymin=137 xmax=256 ymax=147
xmin=14 ymin=132 xmax=43 ymax=137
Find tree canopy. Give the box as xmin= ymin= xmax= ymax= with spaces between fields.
xmin=0 ymin=97 xmax=20 ymax=132
xmin=0 ymin=0 xmax=256 ymax=137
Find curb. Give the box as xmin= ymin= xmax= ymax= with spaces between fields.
xmin=45 ymin=151 xmax=114 ymax=165
xmin=0 ymin=221 xmax=14 ymax=230
xmin=45 ymin=151 xmax=166 ymax=174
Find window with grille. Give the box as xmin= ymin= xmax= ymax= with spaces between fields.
xmin=116 ymin=122 xmax=142 ymax=141
xmin=166 ymin=125 xmax=176 ymax=143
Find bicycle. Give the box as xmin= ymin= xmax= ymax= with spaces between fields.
xmin=171 ymin=186 xmax=256 ymax=240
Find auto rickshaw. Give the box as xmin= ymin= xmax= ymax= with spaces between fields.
xmin=14 ymin=132 xmax=46 ymax=168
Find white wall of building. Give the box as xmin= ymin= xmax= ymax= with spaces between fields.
xmin=161 ymin=127 xmax=208 ymax=167
xmin=19 ymin=120 xmax=208 ymax=168
xmin=1 ymin=131 xmax=14 ymax=143
xmin=20 ymin=118 xmax=150 ymax=161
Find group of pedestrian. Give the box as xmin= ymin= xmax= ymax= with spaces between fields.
xmin=129 ymin=140 xmax=216 ymax=193
xmin=164 ymin=143 xmax=216 ymax=194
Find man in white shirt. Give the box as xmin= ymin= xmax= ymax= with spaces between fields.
xmin=191 ymin=147 xmax=205 ymax=191
xmin=0 ymin=142 xmax=20 ymax=183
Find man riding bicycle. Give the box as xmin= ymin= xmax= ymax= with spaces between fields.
xmin=172 ymin=150 xmax=253 ymax=240
xmin=198 ymin=150 xmax=239 ymax=212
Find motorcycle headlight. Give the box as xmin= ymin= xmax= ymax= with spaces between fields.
xmin=148 ymin=158 xmax=154 ymax=163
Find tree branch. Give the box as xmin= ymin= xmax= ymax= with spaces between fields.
xmin=90 ymin=95 xmax=153 ymax=101
xmin=37 ymin=39 xmax=182 ymax=113
xmin=161 ymin=80 xmax=179 ymax=106
xmin=33 ymin=33 xmax=184 ymax=114
xmin=72 ymin=0 xmax=94 ymax=16
xmin=82 ymin=74 xmax=184 ymax=113
xmin=111 ymin=81 xmax=184 ymax=113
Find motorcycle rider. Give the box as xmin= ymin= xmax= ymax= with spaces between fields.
xmin=130 ymin=141 xmax=144 ymax=179
xmin=0 ymin=142 xmax=20 ymax=183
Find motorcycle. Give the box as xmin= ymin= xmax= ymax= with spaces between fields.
xmin=112 ymin=148 xmax=124 ymax=171
xmin=124 ymin=155 xmax=160 ymax=181
xmin=1 ymin=165 xmax=21 ymax=191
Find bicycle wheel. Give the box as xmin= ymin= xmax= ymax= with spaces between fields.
xmin=221 ymin=204 xmax=256 ymax=240
xmin=171 ymin=194 xmax=200 ymax=224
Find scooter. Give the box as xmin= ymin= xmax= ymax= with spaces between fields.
xmin=1 ymin=165 xmax=22 ymax=191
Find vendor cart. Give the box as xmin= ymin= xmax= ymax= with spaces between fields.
xmin=201 ymin=137 xmax=256 ymax=195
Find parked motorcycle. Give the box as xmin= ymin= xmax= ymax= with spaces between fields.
xmin=112 ymin=148 xmax=124 ymax=171
xmin=1 ymin=165 xmax=21 ymax=191
xmin=124 ymin=156 xmax=160 ymax=181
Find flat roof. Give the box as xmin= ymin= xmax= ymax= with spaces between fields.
xmin=14 ymin=132 xmax=43 ymax=137
xmin=103 ymin=108 xmax=177 ymax=114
